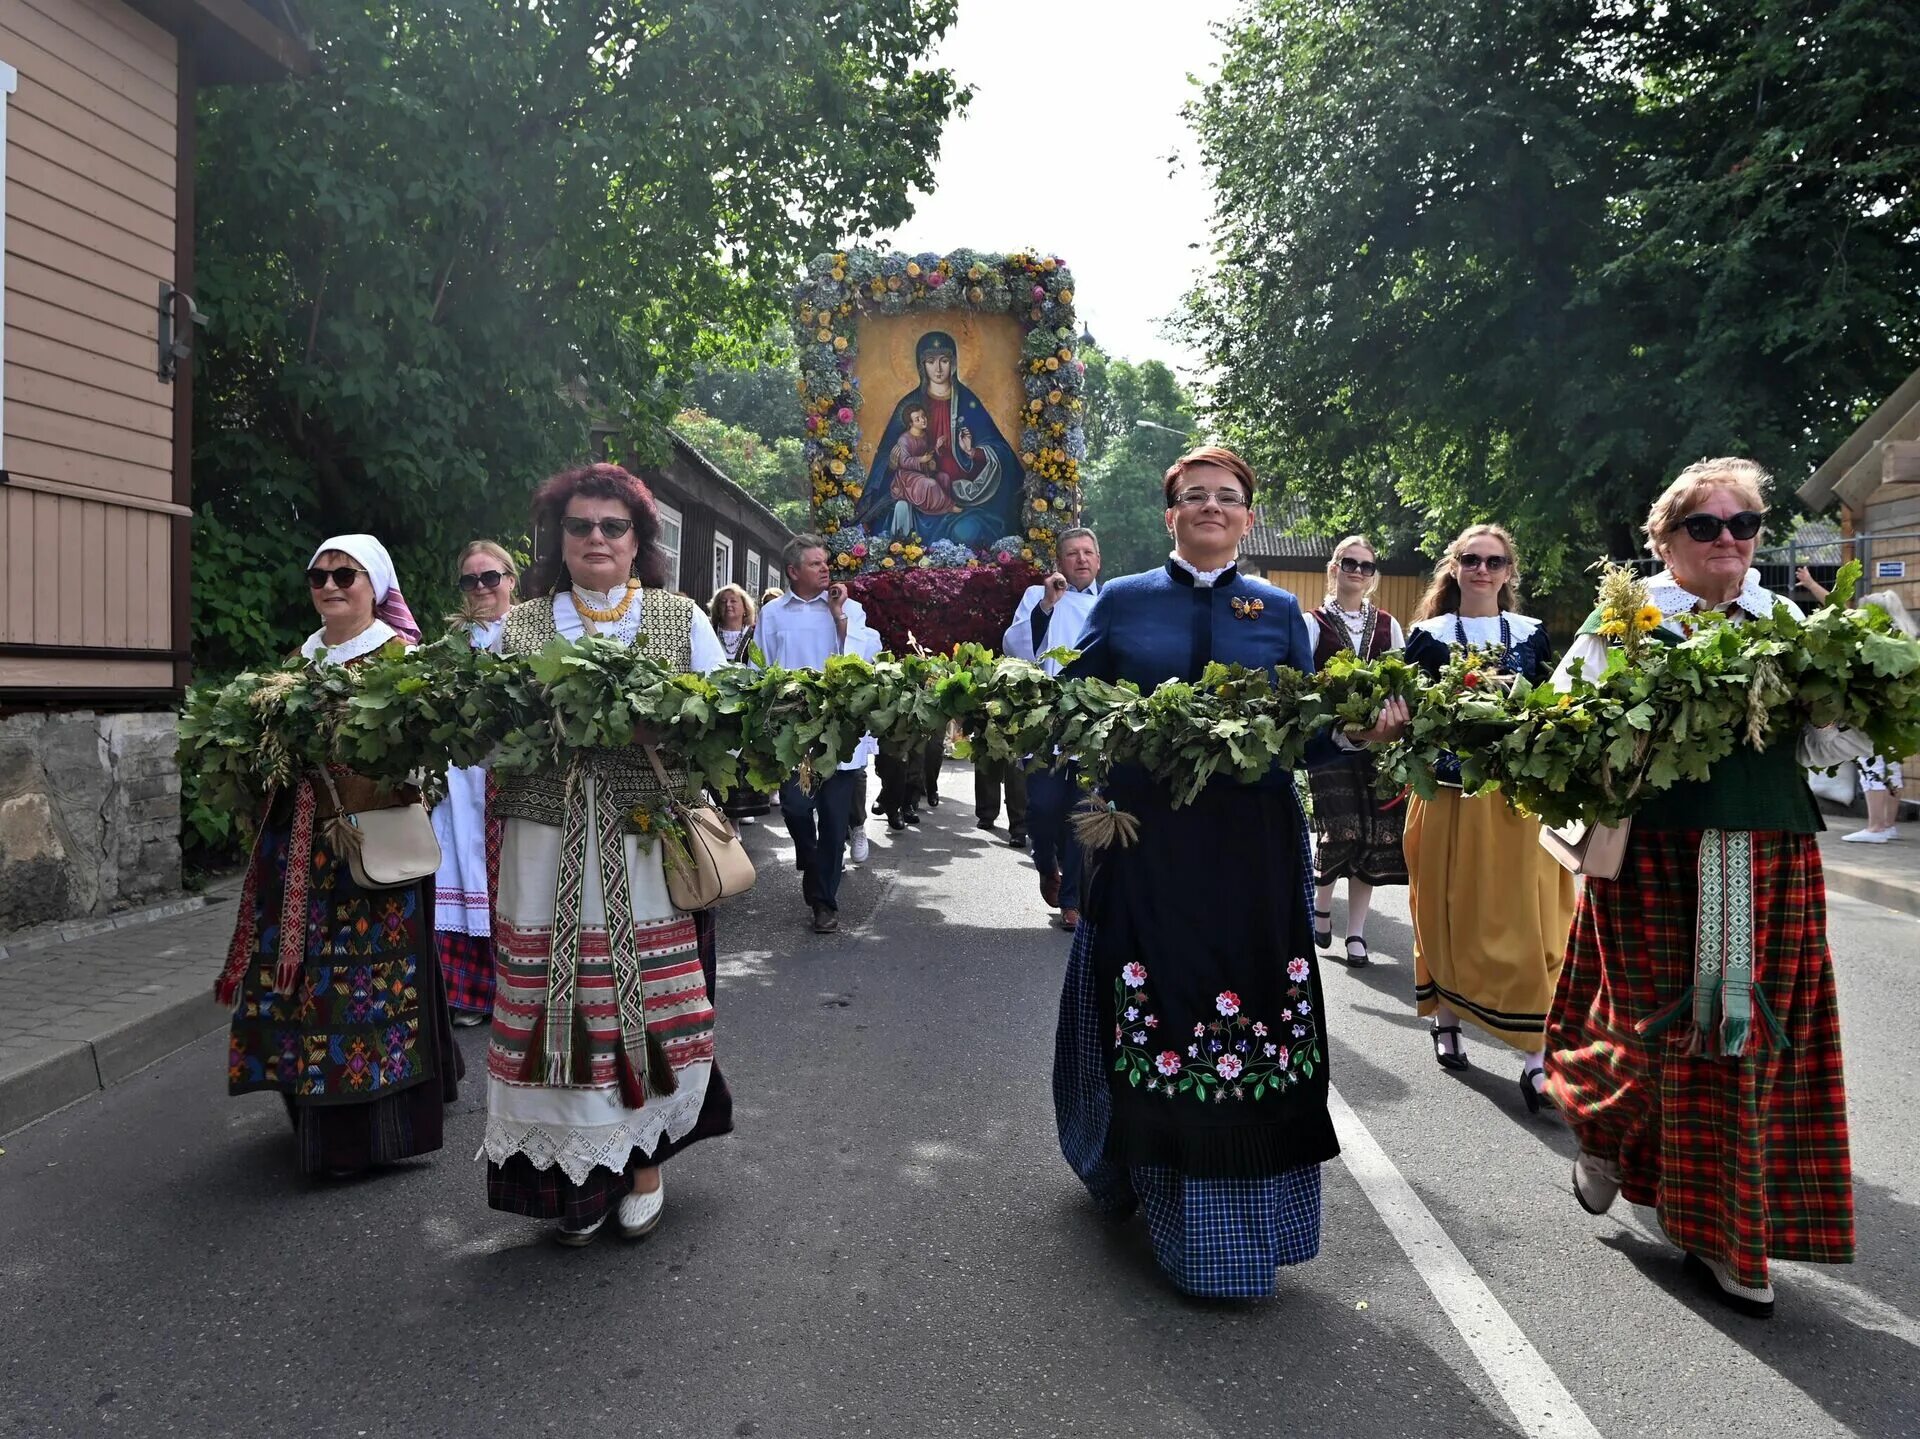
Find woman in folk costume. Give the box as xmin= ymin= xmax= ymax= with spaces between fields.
xmin=1303 ymin=535 xmax=1407 ymax=967
xmin=430 ymin=541 xmax=518 ymax=1026
xmin=1402 ymin=524 xmax=1574 ymax=1109
xmin=218 ymin=535 xmax=463 ymax=1176
xmin=1052 ymin=446 xmax=1406 ymax=1298
xmin=1547 ymin=459 xmax=1863 ymax=1318
xmin=482 ymin=464 xmax=734 ymax=1245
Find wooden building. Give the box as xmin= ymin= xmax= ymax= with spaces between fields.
xmin=0 ymin=0 xmax=312 ymax=929
xmin=1240 ymin=507 xmax=1430 ymax=624
xmin=623 ymin=430 xmax=793 ymax=607
xmin=1796 ymin=365 xmax=1920 ymax=615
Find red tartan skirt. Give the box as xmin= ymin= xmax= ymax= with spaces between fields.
xmin=1545 ymin=828 xmax=1853 ymax=1288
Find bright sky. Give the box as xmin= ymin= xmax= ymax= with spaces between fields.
xmin=876 ymin=0 xmax=1241 ymax=374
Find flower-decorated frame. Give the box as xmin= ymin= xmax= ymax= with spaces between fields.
xmin=792 ymin=247 xmax=1085 ymax=577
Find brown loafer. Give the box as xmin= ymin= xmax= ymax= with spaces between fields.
xmin=1057 ymin=907 xmax=1081 ymax=931
xmin=1040 ymin=869 xmax=1062 ymax=908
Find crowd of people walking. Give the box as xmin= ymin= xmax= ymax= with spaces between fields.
xmin=216 ymin=447 xmax=1869 ymax=1325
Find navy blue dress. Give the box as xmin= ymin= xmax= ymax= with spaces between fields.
xmin=1051 ymin=561 xmax=1339 ymax=1297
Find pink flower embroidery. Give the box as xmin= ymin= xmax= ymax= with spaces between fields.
xmin=1217 ymin=1053 xmax=1244 ymax=1080
xmin=1121 ymin=962 xmax=1148 ymax=989
xmin=1155 ymin=1051 xmax=1183 ymax=1077
xmin=1252 ymin=1021 xmax=1268 ymax=1037
xmin=1215 ymin=991 xmax=1241 ymax=1017
xmin=1287 ymin=958 xmax=1310 ymax=982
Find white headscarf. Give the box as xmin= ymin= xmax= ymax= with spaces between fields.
xmin=310 ymin=533 xmax=420 ymax=641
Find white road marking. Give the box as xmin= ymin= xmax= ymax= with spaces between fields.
xmin=1328 ymin=1083 xmax=1605 ymax=1439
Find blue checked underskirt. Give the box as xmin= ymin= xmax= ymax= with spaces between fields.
xmin=1053 ymin=912 xmax=1323 ymax=1299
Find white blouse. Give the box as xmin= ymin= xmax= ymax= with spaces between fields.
xmin=300 ymin=619 xmax=399 ymax=665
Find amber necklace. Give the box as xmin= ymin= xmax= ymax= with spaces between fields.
xmin=571 ymin=578 xmax=640 ymax=624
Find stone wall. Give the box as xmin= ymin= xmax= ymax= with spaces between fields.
xmin=0 ymin=711 xmax=182 ymax=932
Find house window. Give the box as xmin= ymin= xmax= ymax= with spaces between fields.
xmin=712 ymin=533 xmax=734 ymax=595
xmin=0 ymin=60 xmax=15 ymax=467
xmin=746 ymin=549 xmax=763 ymax=597
xmin=656 ymin=501 xmax=683 ymax=592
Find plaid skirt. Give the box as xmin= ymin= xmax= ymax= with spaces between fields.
xmin=436 ymin=930 xmax=495 ymax=1014
xmin=1545 ymin=828 xmax=1853 ymax=1289
xmin=1306 ymin=751 xmax=1407 ymax=887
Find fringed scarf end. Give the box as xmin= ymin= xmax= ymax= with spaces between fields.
xmin=1071 ymin=797 xmax=1140 ymax=851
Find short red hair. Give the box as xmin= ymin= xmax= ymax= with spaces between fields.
xmin=1163 ymin=445 xmax=1256 ymax=507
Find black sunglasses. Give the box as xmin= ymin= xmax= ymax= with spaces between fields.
xmin=1675 ymin=510 xmax=1764 ymax=544
xmin=1457 ymin=552 xmax=1510 ymax=572
xmin=458 ymin=569 xmax=510 ymax=592
xmin=306 ymin=565 xmax=366 ymax=590
xmin=560 ymin=516 xmax=634 ymax=540
xmin=1336 ymin=556 xmax=1378 ymax=577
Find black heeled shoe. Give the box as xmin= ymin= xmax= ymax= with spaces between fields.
xmin=1519 ymin=1065 xmax=1552 ymax=1114
xmin=1313 ymin=909 xmax=1333 ymax=949
xmin=1343 ymin=935 xmax=1369 ymax=968
xmin=1430 ymin=1022 xmax=1470 ymax=1072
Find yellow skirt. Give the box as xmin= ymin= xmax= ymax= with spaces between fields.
xmin=1404 ymin=788 xmax=1575 ymax=1050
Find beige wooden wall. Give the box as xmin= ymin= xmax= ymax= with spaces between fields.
xmin=1260 ymin=568 xmax=1429 ymax=630
xmin=1862 ymin=489 xmax=1920 ymax=617
xmin=0 ymin=0 xmax=179 ymax=688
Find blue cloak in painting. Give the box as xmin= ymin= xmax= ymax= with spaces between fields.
xmin=855 ymin=379 xmax=1024 ymax=547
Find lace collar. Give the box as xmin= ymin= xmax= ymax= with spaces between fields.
xmin=300 ymin=619 xmax=398 ymax=665
xmin=1167 ymin=553 xmax=1239 ymax=588
xmin=1646 ymin=567 xmax=1781 ymax=624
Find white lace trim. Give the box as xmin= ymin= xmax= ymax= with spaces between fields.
xmin=478 ymin=1074 xmax=709 ymax=1185
xmin=1645 ymin=567 xmax=1792 ymax=625
xmin=300 ymin=619 xmax=398 ymax=665
xmin=1168 ymin=552 xmax=1238 ymax=587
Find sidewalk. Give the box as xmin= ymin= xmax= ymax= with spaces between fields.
xmin=1818 ymin=828 xmax=1920 ymax=920
xmin=0 ymin=880 xmax=239 ymax=1135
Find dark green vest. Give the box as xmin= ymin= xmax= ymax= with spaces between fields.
xmin=1575 ymin=607 xmax=1823 ymax=835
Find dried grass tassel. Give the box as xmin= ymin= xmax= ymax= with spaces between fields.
xmin=1071 ymin=796 xmax=1140 ymax=851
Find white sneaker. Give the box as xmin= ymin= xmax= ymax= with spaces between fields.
xmin=618 ymin=1181 xmax=665 ymax=1239
xmin=848 ymin=830 xmax=871 ymax=864
xmin=1840 ymin=828 xmax=1894 ymax=843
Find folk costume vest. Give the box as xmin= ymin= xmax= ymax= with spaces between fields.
xmin=494 ymin=589 xmax=696 ymax=1095
xmin=1312 ymin=603 xmax=1395 ymax=670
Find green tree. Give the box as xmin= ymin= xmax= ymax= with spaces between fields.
xmin=1183 ymin=0 xmax=1920 ymax=589
xmin=1078 ymin=348 xmax=1199 ymax=576
xmin=671 ymin=408 xmax=809 ymax=530
xmin=685 ymin=341 xmax=807 ymax=441
xmin=192 ymin=0 xmax=964 ymax=670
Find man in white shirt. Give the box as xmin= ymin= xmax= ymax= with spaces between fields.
xmin=1002 ymin=526 xmax=1102 ymax=928
xmin=756 ymin=534 xmax=884 ymax=933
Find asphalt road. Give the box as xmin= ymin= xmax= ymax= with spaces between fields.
xmin=3 ymin=779 xmax=1916 ymax=1439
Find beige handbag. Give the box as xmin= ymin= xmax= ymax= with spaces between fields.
xmin=314 ymin=769 xmax=443 ymax=890
xmin=642 ymin=746 xmax=757 ymax=911
xmin=1539 ymin=817 xmax=1631 ymax=881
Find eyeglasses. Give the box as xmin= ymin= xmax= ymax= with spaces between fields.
xmin=306 ymin=566 xmax=367 ymax=590
xmin=560 ymin=516 xmax=634 ymax=539
xmin=458 ymin=569 xmax=511 ymax=593
xmin=1674 ymin=511 xmax=1764 ymax=544
xmin=1170 ymin=490 xmax=1250 ymax=511
xmin=1456 ymin=553 xmax=1511 ymax=572
xmin=1336 ymin=557 xmax=1378 ymax=577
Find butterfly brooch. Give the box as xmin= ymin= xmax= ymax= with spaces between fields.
xmin=1230 ymin=597 xmax=1265 ymax=621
